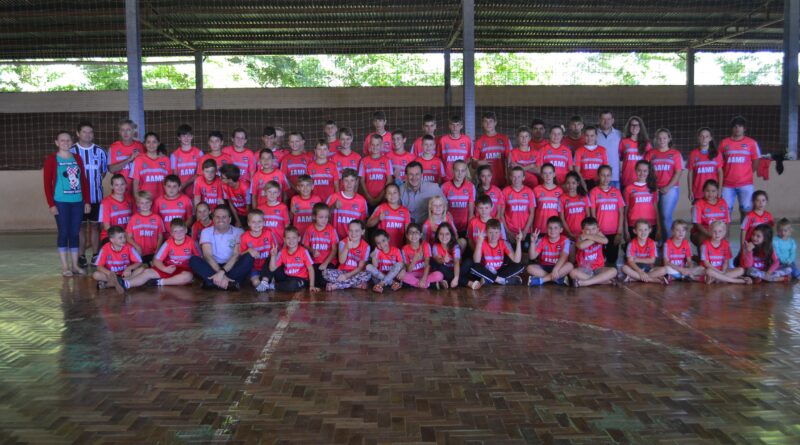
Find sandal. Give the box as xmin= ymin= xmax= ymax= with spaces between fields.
xmin=62 ymin=269 xmax=73 ymax=277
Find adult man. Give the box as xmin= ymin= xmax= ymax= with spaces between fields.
xmin=70 ymin=121 xmax=107 ymax=268
xmin=189 ymin=206 xmax=253 ymax=290
xmin=399 ymin=161 xmax=444 ymax=223
xmin=596 ymin=110 xmax=623 ymax=190
xmin=719 ymin=116 xmax=761 ymax=217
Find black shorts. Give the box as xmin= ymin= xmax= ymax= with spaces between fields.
xmin=82 ymin=203 xmax=100 ymax=222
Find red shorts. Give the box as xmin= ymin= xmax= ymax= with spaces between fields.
xmin=154 ymin=266 xmax=190 ymax=279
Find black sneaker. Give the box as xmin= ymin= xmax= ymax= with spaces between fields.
xmin=145 ymin=279 xmax=160 ymax=287
xmin=226 ymin=280 xmax=241 ymax=291
xmin=90 ymin=254 xmax=99 ymax=266
xmin=78 ymin=255 xmax=88 ymax=268
xmin=116 ymin=276 xmax=129 ymax=290
xmin=505 ymin=275 xmax=523 ymax=286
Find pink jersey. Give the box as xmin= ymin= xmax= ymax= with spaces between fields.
xmin=222 ymin=180 xmax=251 ymax=216
xmin=576 ymin=242 xmax=605 ymax=270
xmin=412 ymin=135 xmax=441 ymax=155
xmin=302 ymin=224 xmax=339 ymax=265
xmin=99 ymin=194 xmax=134 ymax=239
xmin=473 ymin=133 xmax=511 ymax=187
xmin=95 ymin=242 xmax=142 ymax=274
xmin=240 ymin=230 xmax=277 ymax=272
xmin=126 ymin=212 xmax=165 ymax=256
xmin=573 ymin=145 xmax=608 ymax=181
xmin=442 ymin=180 xmax=476 ymax=232
xmin=251 ymin=168 xmax=290 ymax=209
xmin=439 ymin=134 xmax=472 ymax=180
xmin=325 ymin=140 xmax=342 ymax=158
xmin=618 ymin=138 xmax=652 ymax=188
xmin=363 ymin=132 xmax=394 ymax=155
xmin=589 ymin=186 xmax=624 ymax=236
xmin=701 ymin=239 xmax=732 ymax=270
xmin=509 ymin=147 xmax=541 ymax=189
xmin=193 ymin=176 xmax=223 ymax=207
xmin=154 ymin=236 xmax=198 ymax=269
xmin=191 ymin=219 xmax=212 ymax=242
xmin=358 ymin=156 xmax=393 ymax=198
xmin=687 ymin=148 xmax=723 ymax=200
xmin=741 ymin=210 xmax=774 ymax=242
xmin=338 ymin=239 xmax=370 ymax=272
xmin=466 ymin=217 xmax=490 ymax=246
xmin=563 ymin=134 xmax=586 ymax=152
xmin=290 ymin=195 xmax=322 ymax=237
xmin=275 ymin=246 xmax=313 ymax=279
xmin=386 ymin=151 xmax=416 ymax=182
xmin=373 ymin=203 xmax=411 ymax=248
xmin=644 ymin=148 xmax=683 ymax=189
xmin=222 ymin=146 xmax=257 ymax=183
xmin=691 ymin=198 xmax=730 ymax=230
xmin=535 ymin=235 xmax=570 ymax=266
xmin=402 ymin=243 xmax=432 ymax=272
xmin=719 ymin=136 xmax=760 ymax=188
xmin=169 ymin=146 xmax=203 ymax=186
xmin=307 ymin=161 xmax=340 ymax=199
xmin=624 ymin=183 xmax=658 ymax=227
xmin=415 ymin=156 xmax=445 ymax=184
xmin=375 ymin=246 xmax=404 ymax=272
xmin=325 ymin=192 xmax=368 ymax=239
xmin=432 ymin=243 xmax=461 ymax=267
xmin=537 ymin=143 xmax=573 ymax=184
xmin=260 ymin=202 xmax=290 ymax=245
xmin=479 ymin=240 xmax=509 ymax=269
xmin=279 ymin=152 xmax=311 ymax=188
xmin=560 ymin=194 xmax=592 ymax=236
xmin=154 ymin=194 xmax=193 ymax=225
xmin=331 ymin=151 xmax=362 ymax=176
xmin=422 ymin=214 xmax=457 ymax=244
xmin=532 ymin=185 xmax=562 ymax=233
xmin=476 ymin=185 xmax=505 ymax=218
xmin=627 ymin=238 xmax=657 ymax=262
xmin=663 ymin=238 xmax=692 ymax=268
xmin=129 ymin=155 xmax=170 ymax=200
xmin=270 ymin=148 xmax=288 ymax=168
xmin=196 ymin=152 xmax=231 ymax=174
xmin=503 ymin=185 xmax=536 ymax=235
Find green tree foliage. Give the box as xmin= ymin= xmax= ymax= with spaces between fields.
xmin=716 ymin=54 xmax=781 ymax=85
xmin=82 ymin=64 xmax=128 ymax=90
xmin=331 ymin=54 xmax=442 ymax=87
xmin=233 ymin=55 xmax=330 ymax=87
xmin=143 ymin=65 xmax=193 ymax=89
xmin=0 ymin=65 xmax=66 ymax=92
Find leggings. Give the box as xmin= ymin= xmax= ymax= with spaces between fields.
xmin=602 ymin=235 xmax=621 ymax=267
xmin=55 ymin=201 xmax=84 ymax=252
xmin=366 ymin=263 xmax=404 ymax=286
xmin=746 ymin=266 xmax=792 ymax=282
xmin=469 ymin=257 xmax=525 ymax=284
xmin=401 ymin=269 xmax=444 ymax=288
xmin=430 ymin=258 xmax=474 ymax=287
xmin=261 ymin=265 xmax=309 ymax=291
xmin=323 ymin=268 xmax=372 ymax=290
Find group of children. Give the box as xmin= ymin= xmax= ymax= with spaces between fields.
xmin=79 ymin=111 xmax=798 ymax=293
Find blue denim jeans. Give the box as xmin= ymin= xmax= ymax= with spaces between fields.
xmin=722 ymin=184 xmax=754 ymax=218
xmin=658 ymin=186 xmax=680 ymax=241
xmin=54 ymin=201 xmax=84 ymax=252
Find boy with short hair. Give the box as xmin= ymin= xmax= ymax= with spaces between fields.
xmin=93 ymin=225 xmax=143 ymax=293
xmin=470 ymin=219 xmax=524 ymax=286
xmin=239 ymin=210 xmax=279 ymax=291
xmin=527 ymin=216 xmax=574 ymax=286
xmin=126 ymin=190 xmax=165 ymax=264
xmin=154 ymin=175 xmax=193 ymax=228
xmin=412 ymin=114 xmax=441 ymax=155
xmin=193 ymin=159 xmax=223 ymax=208
xmin=323 ymin=120 xmax=342 ymax=156
xmin=220 ymin=163 xmax=251 ymax=228
xmin=290 ymin=175 xmax=322 ymax=237
xmin=99 ymin=173 xmax=134 ymax=245
xmin=502 ymin=166 xmax=536 ymax=241
xmin=650 ymin=219 xmax=704 ymax=282
xmin=252 ymin=148 xmax=290 ymax=208
xmin=196 ymin=131 xmax=230 ymax=175
xmin=258 ymin=181 xmax=290 ymax=245
xmin=223 ymin=128 xmax=257 ymax=183
xmin=325 ymin=168 xmax=368 ymax=239
xmin=568 ymin=217 xmax=618 ymax=287
xmin=773 ymin=218 xmax=800 ymax=280
xmin=573 ymin=126 xmax=608 ymax=190
xmin=261 ymin=126 xmax=286 ymax=167
xmin=473 ymin=111 xmax=511 ymax=188
xmin=120 ymin=218 xmax=198 ymax=289
xmin=387 ymin=129 xmax=416 ymax=185
xmin=415 ymin=134 xmax=445 ymax=184
xmin=509 ymin=126 xmax=541 ymax=190
xmin=439 ymin=114 xmax=472 ymax=181
xmin=359 ymin=134 xmax=394 ymax=208
xmin=529 ymin=118 xmax=548 ymax=151
xmin=306 ymin=139 xmax=340 ymax=199
xmin=332 ymin=127 xmax=362 ymax=176
xmin=467 ymin=195 xmax=506 ymax=252
xmin=621 ymin=220 xmax=663 ymax=283
xmin=265 ymin=226 xmax=319 ymax=292
xmin=362 ymin=110 xmax=393 ymax=155
xmin=563 ymin=115 xmax=586 ymax=151
xmin=279 ymin=131 xmax=311 ymax=199
xmin=170 ymin=124 xmax=202 ymax=196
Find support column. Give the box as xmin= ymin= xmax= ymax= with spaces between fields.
xmin=462 ymin=0 xmax=475 ymax=140
xmin=780 ymin=0 xmax=799 ymax=159
xmin=444 ymin=49 xmax=452 ymax=108
xmin=125 ymin=0 xmax=145 ymax=137
xmin=686 ymin=48 xmax=695 ymax=106
xmin=195 ymin=51 xmax=204 ymax=110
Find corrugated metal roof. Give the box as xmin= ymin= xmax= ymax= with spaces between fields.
xmin=0 ymin=0 xmax=786 ymax=59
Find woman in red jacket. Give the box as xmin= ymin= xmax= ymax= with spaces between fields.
xmin=43 ymin=130 xmax=91 ymax=276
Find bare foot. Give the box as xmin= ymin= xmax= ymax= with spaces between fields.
xmin=356 ymin=282 xmax=369 ymax=290
xmin=469 ymin=280 xmax=483 ymax=290
xmin=372 ymin=283 xmax=384 ymax=293
xmin=390 ymin=281 xmax=402 ymax=291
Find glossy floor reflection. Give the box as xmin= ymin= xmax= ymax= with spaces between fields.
xmin=1 ymin=233 xmax=799 ymax=444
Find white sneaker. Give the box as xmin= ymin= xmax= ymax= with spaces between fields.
xmin=256 ymin=280 xmax=275 ymax=292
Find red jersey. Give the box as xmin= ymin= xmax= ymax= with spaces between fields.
xmin=442 ymin=180 xmax=476 ymax=232
xmin=663 ymin=238 xmax=692 ymax=268
xmin=503 ymin=185 xmax=536 ymax=235
xmin=375 ymin=246 xmax=405 ymax=272
xmin=476 ymin=185 xmax=505 ymax=218
xmin=325 ymin=192 xmax=368 ymax=239
xmin=532 ymin=185 xmax=562 ymax=233
xmin=95 ymin=242 xmax=142 ymax=274
xmin=193 ymin=176 xmax=223 ymax=207
xmin=270 ymin=148 xmax=288 ymax=168
xmin=363 ymin=132 xmax=394 ymax=155
xmin=691 ymin=198 xmax=730 ymax=230
xmin=196 ymin=152 xmax=231 ymax=174
xmin=415 ymin=155 xmax=445 ymax=184
xmin=331 ymin=151 xmax=362 ymax=176
xmin=432 ymin=243 xmax=461 ymax=267
xmin=191 ymin=219 xmax=212 ymax=241
xmin=358 ymin=156 xmax=393 ymax=198
xmin=741 ymin=210 xmax=774 ymax=242
xmin=240 ymin=229 xmax=277 ymax=271
xmin=573 ymin=146 xmax=608 ymax=181
xmin=422 ymin=214 xmax=457 ymax=244
xmin=623 ymin=183 xmax=658 ymax=227
xmin=251 ymin=168 xmax=290 ymax=209
xmin=129 ymin=154 xmax=169 ymax=200
xmin=325 ymin=140 xmax=342 ymax=158
xmin=222 ymin=180 xmax=251 ymax=216
xmin=529 ymin=139 xmax=548 ymax=151
xmin=108 ymin=140 xmax=143 ymax=188
xmin=466 ymin=217 xmax=490 ymax=246
xmin=687 ymin=148 xmax=723 ymax=200
xmin=260 ymin=202 xmax=290 ymax=244
xmin=338 ymin=239 xmax=370 ymax=272
xmin=275 ymin=246 xmax=313 ymax=279
xmin=374 ymin=203 xmax=411 ymax=248
xmin=412 ymin=135 xmax=441 ymax=155
xmin=289 ymin=194 xmax=322 ymax=236
xmin=563 ymin=134 xmax=586 ymax=152
xmin=534 ymin=235 xmax=570 ymax=266
xmin=169 ymin=146 xmax=203 ymax=186
xmin=576 ymin=242 xmax=604 ymax=270
xmin=402 ymin=243 xmax=432 ymax=273
xmin=509 ymin=147 xmax=541 ymax=189
xmin=560 ymin=194 xmax=592 ymax=236
xmin=302 ymin=224 xmax=339 ymax=265
xmin=99 ymin=194 xmax=133 ymax=239
xmin=719 ymin=136 xmax=760 ymax=188
xmin=279 ymin=151 xmax=311 ymax=188
xmin=386 ymin=151 xmax=416 ymax=182
xmin=618 ymin=138 xmax=652 ymax=188
xmin=644 ymin=148 xmax=683 ymax=189
xmin=154 ymin=236 xmax=199 ymax=269
xmin=478 ymin=240 xmax=509 ymax=270
xmin=126 ymin=212 xmax=165 ymax=256
xmin=306 ymin=160 xmax=340 ymax=199
xmin=589 ymin=186 xmax=624 ymax=235
xmin=626 ymin=238 xmax=657 ymax=262
xmin=473 ymin=133 xmax=511 ymax=187
xmin=222 ymin=146 xmax=257 ymax=183
xmin=537 ymin=143 xmax=573 ymax=184
xmin=154 ymin=194 xmax=192 ymax=225
xmin=439 ymin=134 xmax=472 ymax=180
xmin=701 ymin=239 xmax=732 ymax=270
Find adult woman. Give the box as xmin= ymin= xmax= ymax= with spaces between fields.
xmin=645 ymin=128 xmax=683 ymax=241
xmin=619 ymin=116 xmax=651 ymax=190
xmin=43 ymin=131 xmax=91 ymax=276
xmin=687 ymin=127 xmax=723 ymax=203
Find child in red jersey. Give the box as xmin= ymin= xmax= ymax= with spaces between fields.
xmin=532 ymin=163 xmax=562 ymax=234
xmin=323 ymin=219 xmax=372 ymax=291
xmin=359 ymin=134 xmax=394 ymax=208
xmin=467 ymin=195 xmax=506 ymax=252
xmin=619 ymin=116 xmax=652 ymax=189
xmin=538 ymin=126 xmax=573 ymax=185
xmin=302 ymin=203 xmax=338 ymax=289
xmin=559 ymin=171 xmax=591 ymax=240
xmin=252 ymin=149 xmax=290 ymax=206
xmin=93 ymin=226 xmax=144 ymax=293
xmin=191 ymin=202 xmax=212 ymax=242
xmin=590 ymin=165 xmax=625 ymax=267
xmin=701 ymin=220 xmax=751 ymax=284
xmin=412 ymin=114 xmax=440 ymax=155
xmin=290 ymin=175 xmax=322 ymax=237
xmin=645 ymin=128 xmax=683 ymax=242
xmin=196 ymin=131 xmax=230 ymax=176
xmin=415 ymin=135 xmax=446 ymax=184
xmin=503 ymin=166 xmax=536 ymax=241
xmin=222 ymin=128 xmax=257 ymax=184
xmin=265 ymin=226 xmax=319 ymax=292
xmin=99 ymin=174 xmax=134 ymax=245
xmin=260 ymin=126 xmax=285 ymax=168
xmin=331 ymin=127 xmax=362 ymax=177
xmin=367 ymin=183 xmax=411 ymax=249
xmin=740 ymin=190 xmax=773 ymax=246
xmin=108 ymin=119 xmax=143 ymax=194
xmin=509 ymin=126 xmax=540 ymax=189
xmin=422 ymin=195 xmax=459 ymax=246
xmin=473 ymin=111 xmax=511 ymax=188
xmin=279 ymin=132 xmax=311 ymax=199
xmin=400 ymin=223 xmax=444 ymax=289
xmin=439 ymin=114 xmax=472 ymax=181
xmin=130 ymin=132 xmax=170 ymax=200
xmin=193 ymin=159 xmax=223 ymax=208
xmin=690 ymin=179 xmax=730 ymax=249
xmin=126 ymin=191 xmax=165 ymax=264
xmin=471 ymin=219 xmax=524 ymax=286
xmin=623 ymin=160 xmax=660 ymax=241
xmin=307 ymin=139 xmax=340 ymax=200
xmin=563 ymin=116 xmax=586 ymax=152
xmin=170 ymin=124 xmax=202 ymax=197
xmin=220 ymin=164 xmax=251 ymax=228
xmin=388 ymin=130 xmax=416 ymax=185
xmin=527 ymin=217 xmax=574 ymax=286
xmin=650 ymin=219 xmax=704 ymax=282
xmin=568 ymin=217 xmax=618 ymax=287
xmin=239 ymin=210 xmax=278 ymax=291
xmin=322 ymin=120 xmax=341 ymax=157
xmin=120 ymin=218 xmax=197 ymax=290
xmin=155 ymin=175 xmax=193 ymax=229
xmin=621 ymin=220 xmax=663 ymax=284
xmin=476 ymin=165 xmax=505 ymax=220
xmin=441 ymin=160 xmax=476 ymax=234
xmin=362 ymin=110 xmax=393 ymax=155
xmin=325 ymin=168 xmax=368 ymax=240
xmin=366 ymin=229 xmax=405 ymax=293
xmin=259 ymin=181 xmax=290 ymax=245
xmin=687 ymin=127 xmax=723 ymax=203
xmin=742 ymin=224 xmax=792 ymax=282
xmin=529 ymin=119 xmax=548 ymax=151
xmin=573 ymin=126 xmax=608 ymax=190
xmin=431 ymin=222 xmax=479 ymax=290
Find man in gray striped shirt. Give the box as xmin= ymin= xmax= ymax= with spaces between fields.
xmin=70 ymin=121 xmax=108 ymax=268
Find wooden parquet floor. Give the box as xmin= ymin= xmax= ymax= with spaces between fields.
xmin=0 ymin=233 xmax=799 ymax=444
